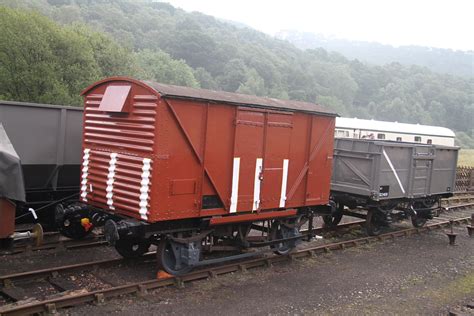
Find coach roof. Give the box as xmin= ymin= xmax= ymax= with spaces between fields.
xmin=336 ymin=117 xmax=455 ymax=138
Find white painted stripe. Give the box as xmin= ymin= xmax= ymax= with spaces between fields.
xmin=382 ymin=149 xmax=406 ymax=194
xmin=230 ymin=157 xmax=240 ymax=213
xmin=80 ymin=149 xmax=90 ymax=202
xmin=106 ymin=153 xmax=117 ymax=210
xmin=252 ymin=158 xmax=263 ymax=211
xmin=139 ymin=158 xmax=152 ymax=220
xmin=279 ymin=159 xmax=289 ymax=208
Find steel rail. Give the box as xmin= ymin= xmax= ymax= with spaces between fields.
xmin=1 ymin=203 xmax=472 ymax=316
xmin=9 ymin=236 xmax=107 ymax=255
xmin=0 ymin=256 xmax=145 ymax=286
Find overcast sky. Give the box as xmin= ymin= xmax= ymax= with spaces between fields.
xmin=161 ymin=0 xmax=473 ymax=51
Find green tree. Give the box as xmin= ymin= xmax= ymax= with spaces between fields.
xmin=193 ymin=67 xmax=218 ymax=90
xmin=317 ymin=95 xmax=347 ymax=115
xmin=216 ymin=59 xmax=249 ymax=92
xmin=70 ymin=24 xmax=136 ymax=77
xmin=0 ymin=6 xmax=137 ymax=105
xmin=135 ymin=49 xmax=199 ymax=87
xmin=237 ymin=69 xmax=266 ymax=96
xmin=0 ymin=7 xmax=98 ymax=105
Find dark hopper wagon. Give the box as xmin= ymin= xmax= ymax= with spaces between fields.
xmin=0 ymin=101 xmax=82 ymax=245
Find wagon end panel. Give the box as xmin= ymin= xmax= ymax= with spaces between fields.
xmin=429 ymin=146 xmax=458 ymax=195
xmin=81 ymin=80 xmax=158 ymax=222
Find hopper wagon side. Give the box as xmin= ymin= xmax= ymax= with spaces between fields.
xmin=325 ymin=138 xmax=459 ymax=235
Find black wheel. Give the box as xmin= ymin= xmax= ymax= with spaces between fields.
xmin=322 ymin=202 xmax=344 ymax=228
xmin=270 ymin=221 xmax=296 ymax=255
xmin=115 ymin=238 xmax=150 ymax=258
xmin=157 ymin=239 xmax=193 ymax=276
xmin=411 ymin=215 xmax=427 ymax=228
xmin=421 ymin=198 xmax=437 ymax=208
xmin=366 ymin=208 xmax=384 ymax=236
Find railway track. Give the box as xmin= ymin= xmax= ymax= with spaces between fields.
xmin=6 ymin=193 xmax=473 ymax=256
xmin=1 ymin=220 xmax=365 ymax=282
xmin=1 ymin=202 xmax=472 ymax=315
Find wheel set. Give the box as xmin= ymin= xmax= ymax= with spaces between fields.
xmin=109 ymin=218 xmax=306 ymax=276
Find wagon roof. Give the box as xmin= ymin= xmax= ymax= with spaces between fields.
xmin=0 ymin=100 xmax=83 ymax=111
xmin=81 ymin=77 xmax=337 ymax=116
xmin=144 ymin=80 xmax=337 ymax=116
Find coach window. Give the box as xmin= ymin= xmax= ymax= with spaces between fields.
xmin=396 ymin=137 xmax=402 ymax=142
xmin=415 ymin=136 xmax=421 ymax=142
xmin=377 ymin=133 xmax=385 ymax=140
xmin=427 ymin=139 xmax=432 ymax=144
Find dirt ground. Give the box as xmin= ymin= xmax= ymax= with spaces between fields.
xmin=58 ymin=223 xmax=474 ymax=315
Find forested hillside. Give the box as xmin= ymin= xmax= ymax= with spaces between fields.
xmin=0 ymin=0 xmax=472 ymax=147
xmin=276 ymin=30 xmax=474 ymax=78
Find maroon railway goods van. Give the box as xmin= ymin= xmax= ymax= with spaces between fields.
xmin=57 ymin=77 xmax=337 ymax=274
